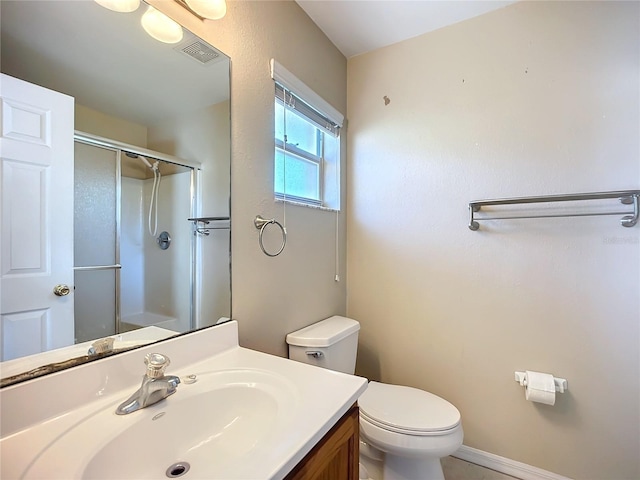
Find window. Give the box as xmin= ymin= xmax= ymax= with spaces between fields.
xmin=271 ymin=60 xmax=343 ymax=210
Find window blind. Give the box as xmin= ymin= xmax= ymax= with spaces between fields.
xmin=276 ymin=84 xmax=340 ymax=137
xmin=270 ymin=59 xmax=344 ymax=137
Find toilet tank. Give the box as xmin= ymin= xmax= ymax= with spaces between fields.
xmin=286 ymin=316 xmax=360 ymax=374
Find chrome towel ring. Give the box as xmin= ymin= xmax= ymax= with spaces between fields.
xmin=254 ymin=215 xmax=287 ymax=257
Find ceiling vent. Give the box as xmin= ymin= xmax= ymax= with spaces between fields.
xmin=174 ymin=35 xmax=224 ymax=66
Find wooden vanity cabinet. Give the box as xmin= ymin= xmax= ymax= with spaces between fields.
xmin=285 ymin=405 xmax=359 ymax=480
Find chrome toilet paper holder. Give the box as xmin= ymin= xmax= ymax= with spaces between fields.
xmin=514 ymin=371 xmax=568 ymax=394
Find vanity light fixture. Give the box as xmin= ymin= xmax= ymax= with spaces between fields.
xmin=141 ymin=5 xmax=184 ymax=44
xmin=94 ymin=0 xmax=216 ymax=45
xmin=175 ymin=0 xmax=227 ymax=20
xmin=94 ymin=0 xmax=140 ymax=13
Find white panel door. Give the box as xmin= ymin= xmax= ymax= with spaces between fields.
xmin=0 ymin=73 xmax=75 ymax=361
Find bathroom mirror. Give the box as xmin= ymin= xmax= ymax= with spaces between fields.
xmin=0 ymin=0 xmax=231 ymax=386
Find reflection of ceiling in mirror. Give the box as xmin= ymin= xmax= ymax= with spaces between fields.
xmin=0 ymin=0 xmax=230 ymax=126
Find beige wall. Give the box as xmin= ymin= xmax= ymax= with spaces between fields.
xmin=148 ymin=101 xmax=230 ymax=217
xmin=148 ymin=102 xmax=231 ymax=328
xmin=150 ymin=1 xmax=348 ymax=355
xmin=75 ymin=103 xmax=148 ymax=147
xmin=347 ymin=2 xmax=639 ymax=479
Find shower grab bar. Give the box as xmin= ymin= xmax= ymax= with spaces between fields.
xmin=468 ymin=190 xmax=639 ymax=231
xmin=74 ymin=264 xmax=122 ymax=271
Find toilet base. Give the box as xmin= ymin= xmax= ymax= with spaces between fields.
xmin=384 ymin=454 xmax=444 ymax=480
xmin=359 ymin=454 xmax=382 ymax=480
xmin=359 ymin=452 xmax=445 ymax=480
xmin=361 ymin=447 xmax=446 ymax=480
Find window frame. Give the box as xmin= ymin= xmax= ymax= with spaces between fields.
xmin=274 ymin=105 xmax=326 ymax=206
xmin=271 ymin=60 xmax=343 ymax=211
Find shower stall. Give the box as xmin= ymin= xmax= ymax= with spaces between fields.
xmin=73 ymin=133 xmax=199 ymax=343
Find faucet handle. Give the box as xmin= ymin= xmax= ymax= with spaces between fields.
xmin=144 ymin=353 xmax=170 ymax=378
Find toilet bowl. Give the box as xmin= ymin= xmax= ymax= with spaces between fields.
xmin=358 ymin=381 xmax=463 ymax=480
xmin=286 ymin=316 xmax=463 ymax=480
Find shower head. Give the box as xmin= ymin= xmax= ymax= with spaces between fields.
xmin=139 ymin=155 xmax=154 ymax=169
xmin=125 ymin=152 xmax=153 ymax=169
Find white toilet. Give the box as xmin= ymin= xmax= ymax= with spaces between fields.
xmin=286 ymin=316 xmax=463 ymax=480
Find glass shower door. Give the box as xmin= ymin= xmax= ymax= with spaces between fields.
xmin=73 ymin=142 xmax=119 ymax=343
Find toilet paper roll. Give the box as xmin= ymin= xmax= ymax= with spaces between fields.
xmin=525 ymin=370 xmax=556 ymax=406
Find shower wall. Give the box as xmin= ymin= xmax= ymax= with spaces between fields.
xmin=120 ymin=171 xmax=192 ymax=333
xmin=120 ymin=177 xmax=145 ymax=321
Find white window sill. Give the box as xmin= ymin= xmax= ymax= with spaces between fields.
xmin=275 ymin=198 xmax=340 ymax=213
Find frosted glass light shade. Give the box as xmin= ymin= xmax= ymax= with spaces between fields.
xmin=141 ymin=6 xmax=184 ymax=44
xmin=94 ymin=0 xmax=140 ymax=13
xmin=185 ymin=0 xmax=226 ymax=20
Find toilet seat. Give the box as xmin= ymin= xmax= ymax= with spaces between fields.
xmin=360 ymin=413 xmax=464 ymax=459
xmin=359 ymin=381 xmax=460 ymax=436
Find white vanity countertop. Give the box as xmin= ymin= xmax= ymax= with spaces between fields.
xmin=0 ymin=321 xmax=368 ymax=479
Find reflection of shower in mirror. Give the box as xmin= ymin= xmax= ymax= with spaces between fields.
xmin=125 ymin=152 xmax=162 ymax=238
xmin=74 ymin=138 xmax=198 ymax=347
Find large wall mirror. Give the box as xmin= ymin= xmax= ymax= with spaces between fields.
xmin=0 ymin=0 xmax=231 ymax=386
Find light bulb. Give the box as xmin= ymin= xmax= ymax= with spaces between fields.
xmin=141 ymin=6 xmax=184 ymax=44
xmin=94 ymin=0 xmax=140 ymax=13
xmin=185 ymin=0 xmax=226 ymax=20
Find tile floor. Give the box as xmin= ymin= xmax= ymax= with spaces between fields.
xmin=442 ymin=456 xmax=520 ymax=480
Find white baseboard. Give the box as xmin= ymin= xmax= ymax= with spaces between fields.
xmin=452 ymin=445 xmax=573 ymax=480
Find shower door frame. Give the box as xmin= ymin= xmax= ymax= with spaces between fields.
xmin=74 ymin=131 xmax=201 ymax=335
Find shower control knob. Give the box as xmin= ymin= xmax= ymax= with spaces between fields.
xmin=157 ymin=231 xmax=171 ymax=250
xmin=53 ymin=284 xmax=71 ymax=297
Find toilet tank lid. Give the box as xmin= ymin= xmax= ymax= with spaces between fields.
xmin=286 ymin=316 xmax=360 ymax=347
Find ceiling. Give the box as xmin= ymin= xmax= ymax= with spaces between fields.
xmin=296 ymin=0 xmax=517 ymax=58
xmin=1 ymin=1 xmax=229 ymax=127
xmin=0 ymin=1 xmax=516 ymax=125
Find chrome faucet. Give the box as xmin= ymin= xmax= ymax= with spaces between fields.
xmin=116 ymin=353 xmax=180 ymax=415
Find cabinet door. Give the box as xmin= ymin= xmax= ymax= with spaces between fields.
xmin=285 ymin=405 xmax=359 ymax=480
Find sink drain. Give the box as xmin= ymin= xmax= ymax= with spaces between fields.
xmin=166 ymin=462 xmax=190 ymax=478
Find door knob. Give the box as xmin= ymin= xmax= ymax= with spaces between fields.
xmin=53 ymin=284 xmax=71 ymax=296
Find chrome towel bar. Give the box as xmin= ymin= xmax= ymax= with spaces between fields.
xmin=188 ymin=217 xmax=230 ymax=236
xmin=468 ymin=190 xmax=639 ymax=231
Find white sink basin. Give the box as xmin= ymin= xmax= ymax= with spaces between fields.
xmin=24 ymin=369 xmax=298 ymax=480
